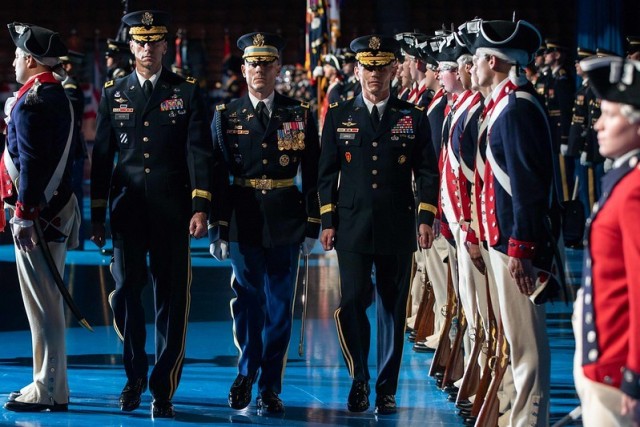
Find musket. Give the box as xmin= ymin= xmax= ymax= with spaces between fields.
xmin=441 ymin=306 xmax=466 ymax=390
xmin=475 ymin=318 xmax=509 ymax=427
xmin=414 ymin=249 xmax=435 ymax=341
xmin=468 ymin=272 xmax=498 ymax=417
xmin=429 ymin=264 xmax=455 ymax=379
xmin=33 ymin=220 xmax=94 ymax=332
xmin=298 ymin=253 xmax=309 ymax=356
xmin=455 ymin=310 xmax=483 ymax=404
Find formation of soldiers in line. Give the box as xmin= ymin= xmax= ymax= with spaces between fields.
xmin=2 ymin=7 xmax=640 ymax=425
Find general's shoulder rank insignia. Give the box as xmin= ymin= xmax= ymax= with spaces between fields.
xmin=186 ymin=76 xmax=197 ymax=84
xmin=216 ymin=104 xmax=227 ymax=111
xmin=105 ymin=80 xmax=115 ymax=88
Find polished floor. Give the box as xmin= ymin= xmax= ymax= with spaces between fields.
xmin=0 ymin=231 xmax=582 ymax=426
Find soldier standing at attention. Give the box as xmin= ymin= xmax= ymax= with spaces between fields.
xmin=90 ymin=10 xmax=213 ymax=418
xmin=318 ymin=34 xmax=439 ymax=415
xmin=208 ymin=32 xmax=320 ymax=415
xmin=2 ymin=22 xmax=80 ymax=412
xmin=460 ymin=19 xmax=561 ymax=426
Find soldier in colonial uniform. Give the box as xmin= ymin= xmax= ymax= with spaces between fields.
xmin=318 ymin=34 xmax=439 ymax=415
xmin=2 ymin=22 xmax=80 ymax=412
xmin=90 ymin=10 xmax=213 ymax=418
xmin=460 ymin=19 xmax=562 ymax=426
xmin=574 ymin=55 xmax=640 ymax=426
xmin=337 ymin=47 xmax=360 ymax=100
xmin=208 ymin=32 xmax=320 ymax=415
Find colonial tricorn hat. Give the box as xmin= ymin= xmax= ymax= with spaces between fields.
xmin=350 ymin=35 xmax=400 ymax=67
xmin=237 ymin=32 xmax=285 ymax=62
xmin=580 ymin=56 xmax=640 ymax=108
xmin=417 ymin=36 xmax=445 ymax=69
xmin=396 ymin=32 xmax=428 ymax=59
xmin=458 ymin=19 xmax=541 ymax=65
xmin=432 ymin=31 xmax=470 ymax=68
xmin=7 ymin=22 xmax=67 ymax=59
xmin=122 ymin=10 xmax=169 ymax=43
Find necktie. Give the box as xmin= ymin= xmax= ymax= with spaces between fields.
xmin=256 ymin=101 xmax=269 ymax=128
xmin=371 ymin=105 xmax=380 ymax=127
xmin=143 ymin=80 xmax=153 ymax=99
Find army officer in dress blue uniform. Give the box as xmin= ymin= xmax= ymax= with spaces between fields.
xmin=573 ymin=55 xmax=640 ymax=426
xmin=208 ymin=32 xmax=320 ymax=415
xmin=318 ymin=35 xmax=439 ymax=415
xmin=90 ymin=10 xmax=213 ymax=419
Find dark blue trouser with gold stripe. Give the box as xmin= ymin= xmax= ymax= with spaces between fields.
xmin=110 ymin=217 xmax=191 ymax=403
xmin=229 ymin=242 xmax=299 ymax=395
xmin=334 ymin=250 xmax=413 ymax=396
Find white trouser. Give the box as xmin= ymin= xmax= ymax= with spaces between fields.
xmin=407 ymin=250 xmax=426 ymax=329
xmin=573 ymin=289 xmax=633 ymax=427
xmin=11 ymin=195 xmax=80 ymax=405
xmin=489 ymin=248 xmax=550 ymax=427
xmin=424 ymin=235 xmax=449 ymax=342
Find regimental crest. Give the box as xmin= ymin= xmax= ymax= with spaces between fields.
xmin=369 ymin=36 xmax=381 ymax=50
xmin=253 ymin=33 xmax=265 ymax=47
xmin=142 ymin=12 xmax=154 ymax=26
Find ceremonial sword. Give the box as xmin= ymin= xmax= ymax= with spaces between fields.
xmin=33 ymin=219 xmax=94 ymax=332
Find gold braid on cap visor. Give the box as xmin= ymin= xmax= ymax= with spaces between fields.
xmin=129 ymin=26 xmax=168 ymax=42
xmin=355 ymin=51 xmax=396 ymax=66
xmin=242 ymin=46 xmax=279 ymax=60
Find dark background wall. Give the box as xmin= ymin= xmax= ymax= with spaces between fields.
xmin=0 ymin=0 xmax=637 ymax=88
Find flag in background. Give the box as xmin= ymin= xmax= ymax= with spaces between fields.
xmin=327 ymin=0 xmax=341 ymax=52
xmin=305 ymin=0 xmax=328 ymax=75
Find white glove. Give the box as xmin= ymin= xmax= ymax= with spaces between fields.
xmin=580 ymin=151 xmax=588 ymax=166
xmin=560 ymin=144 xmax=568 ymax=156
xmin=10 ymin=217 xmax=36 ymax=252
xmin=312 ymin=65 xmax=324 ymax=78
xmin=301 ymin=237 xmax=316 ymax=256
xmin=209 ymin=239 xmax=229 ymax=261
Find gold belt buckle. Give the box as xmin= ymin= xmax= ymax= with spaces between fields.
xmin=255 ymin=179 xmax=273 ymax=190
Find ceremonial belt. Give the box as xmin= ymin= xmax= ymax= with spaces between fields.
xmin=233 ymin=177 xmax=295 ymax=190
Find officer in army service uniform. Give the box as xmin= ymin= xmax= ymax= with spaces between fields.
xmin=318 ymin=34 xmax=439 ymax=415
xmin=208 ymin=32 xmax=320 ymax=415
xmin=90 ymin=10 xmax=213 ymax=419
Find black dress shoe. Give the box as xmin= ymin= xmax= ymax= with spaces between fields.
xmin=374 ymin=394 xmax=397 ymax=415
xmin=412 ymin=341 xmax=434 ymax=353
xmin=456 ymin=399 xmax=472 ymax=409
xmin=458 ymin=408 xmax=471 ymax=417
xmin=347 ymin=380 xmax=370 ymax=412
xmin=228 ymin=374 xmax=254 ymax=410
xmin=7 ymin=391 xmax=21 ymax=402
xmin=119 ymin=377 xmax=147 ymax=412
xmin=152 ymin=400 xmax=175 ymax=418
xmin=256 ymin=391 xmax=284 ymax=415
xmin=464 ymin=416 xmax=477 ymax=426
xmin=4 ymin=400 xmax=68 ymax=412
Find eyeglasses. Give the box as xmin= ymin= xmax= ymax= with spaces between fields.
xmin=245 ymin=60 xmax=277 ymax=68
xmin=359 ymin=63 xmax=393 ymax=72
xmin=132 ymin=39 xmax=164 ymax=47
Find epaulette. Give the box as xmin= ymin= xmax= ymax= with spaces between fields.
xmin=300 ymin=101 xmax=310 ymax=109
xmin=414 ymin=105 xmax=425 ymax=111
xmin=186 ymin=76 xmax=197 ymax=84
xmin=329 ymin=102 xmax=339 ymax=109
xmin=216 ymin=104 xmax=227 ymax=111
xmin=104 ymin=80 xmax=115 ymax=88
